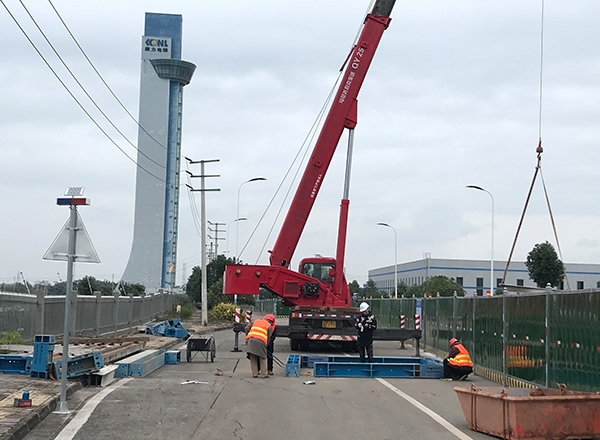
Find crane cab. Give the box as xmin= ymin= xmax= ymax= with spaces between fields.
xmin=299 ymin=257 xmax=337 ymax=286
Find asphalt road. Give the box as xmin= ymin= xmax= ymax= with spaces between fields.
xmin=23 ymin=328 xmax=499 ymax=440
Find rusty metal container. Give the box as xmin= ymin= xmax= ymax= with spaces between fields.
xmin=454 ymin=384 xmax=600 ymax=440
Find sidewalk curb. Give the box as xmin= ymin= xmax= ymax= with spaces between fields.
xmin=4 ymin=381 xmax=82 ymax=440
xmin=2 ymin=324 xmax=233 ymax=440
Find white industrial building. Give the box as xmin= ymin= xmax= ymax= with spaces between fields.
xmin=369 ymin=257 xmax=600 ymax=296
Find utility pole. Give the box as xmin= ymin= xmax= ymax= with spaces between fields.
xmin=185 ymin=158 xmax=220 ymax=326
xmin=208 ymin=221 xmax=226 ymax=258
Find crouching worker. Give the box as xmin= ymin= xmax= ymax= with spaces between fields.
xmin=443 ymin=338 xmax=473 ymax=380
xmin=245 ymin=314 xmax=275 ymax=378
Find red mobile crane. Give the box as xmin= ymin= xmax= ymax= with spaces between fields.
xmin=225 ymin=0 xmax=419 ymax=351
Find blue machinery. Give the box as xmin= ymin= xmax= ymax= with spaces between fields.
xmin=145 ymin=319 xmax=190 ymax=339
xmin=0 ymin=335 xmax=107 ymax=380
xmin=286 ymin=355 xmax=443 ymax=378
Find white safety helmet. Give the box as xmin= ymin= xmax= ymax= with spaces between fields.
xmin=359 ymin=302 xmax=369 ymax=312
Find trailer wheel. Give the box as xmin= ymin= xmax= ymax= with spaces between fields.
xmin=300 ymin=339 xmax=309 ymax=351
xmin=210 ymin=338 xmax=216 ymax=362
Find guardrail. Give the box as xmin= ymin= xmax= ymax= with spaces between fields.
xmin=0 ymin=290 xmax=186 ymax=341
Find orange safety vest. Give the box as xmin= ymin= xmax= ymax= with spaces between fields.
xmin=246 ymin=318 xmax=271 ymax=344
xmin=448 ymin=343 xmax=473 ymax=368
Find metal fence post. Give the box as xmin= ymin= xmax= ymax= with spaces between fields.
xmin=502 ymin=288 xmax=507 ymax=386
xmin=452 ymin=291 xmax=457 ymax=339
xmin=435 ymin=293 xmax=440 ymax=357
xmin=545 ymin=283 xmax=551 ymax=388
xmin=128 ymin=292 xmax=134 ymax=330
xmin=69 ymin=292 xmax=78 ymax=338
xmin=113 ymin=290 xmax=119 ymax=336
xmin=421 ymin=297 xmax=426 ymax=348
xmin=472 ymin=294 xmax=476 ymax=365
xmin=35 ymin=289 xmax=45 ymax=336
xmin=95 ymin=291 xmax=102 ymax=336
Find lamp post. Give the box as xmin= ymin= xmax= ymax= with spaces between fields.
xmin=227 ymin=217 xmax=247 ymax=254
xmin=466 ymin=185 xmax=495 ymax=295
xmin=377 ymin=222 xmax=397 ymax=299
xmin=235 ymin=178 xmax=266 ymax=305
xmin=236 ymin=177 xmax=267 ymax=262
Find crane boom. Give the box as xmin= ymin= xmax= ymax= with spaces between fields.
xmin=269 ymin=1 xmax=395 ymax=268
xmin=224 ymin=0 xmax=396 ymax=310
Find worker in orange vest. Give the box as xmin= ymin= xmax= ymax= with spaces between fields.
xmin=443 ymin=338 xmax=473 ymax=381
xmin=245 ymin=315 xmax=275 ymax=378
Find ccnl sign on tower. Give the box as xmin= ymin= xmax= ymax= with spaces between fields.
xmin=145 ymin=38 xmax=169 ymax=48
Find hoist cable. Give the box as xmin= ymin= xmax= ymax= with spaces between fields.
xmin=501 ymin=151 xmax=542 ymax=285
xmin=537 ymin=0 xmax=545 ymax=141
xmin=539 ymin=167 xmax=571 ymax=291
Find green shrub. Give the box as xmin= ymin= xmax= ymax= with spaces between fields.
xmin=0 ymin=331 xmax=25 ymax=345
xmin=179 ymin=302 xmax=195 ymax=320
xmin=210 ymin=303 xmax=239 ymax=322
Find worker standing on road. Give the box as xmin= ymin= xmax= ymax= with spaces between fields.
xmin=245 ymin=315 xmax=275 ymax=378
xmin=443 ymin=338 xmax=473 ymax=380
xmin=355 ymin=302 xmax=377 ymax=363
xmin=264 ymin=314 xmax=276 ymax=375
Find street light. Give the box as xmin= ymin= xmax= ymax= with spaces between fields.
xmin=466 ymin=185 xmax=495 ymax=295
xmin=236 ymin=177 xmax=267 ymax=262
xmin=377 ymin=222 xmax=397 ymax=299
xmin=227 ymin=217 xmax=247 ymax=254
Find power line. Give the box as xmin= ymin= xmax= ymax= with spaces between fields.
xmin=0 ymin=0 xmax=165 ymax=182
xmin=46 ymin=0 xmax=169 ymax=153
xmin=17 ymin=0 xmax=165 ymax=172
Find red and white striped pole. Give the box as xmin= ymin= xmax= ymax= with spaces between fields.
xmin=399 ymin=315 xmax=406 ymax=350
xmin=414 ymin=314 xmax=421 ymax=330
xmin=245 ymin=310 xmax=252 ymax=324
xmin=231 ymin=307 xmax=243 ymax=352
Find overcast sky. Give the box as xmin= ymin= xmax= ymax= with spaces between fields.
xmin=1 ymin=0 xmax=599 ymax=288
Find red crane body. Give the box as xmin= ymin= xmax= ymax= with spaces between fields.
xmin=224 ymin=1 xmax=395 ymax=310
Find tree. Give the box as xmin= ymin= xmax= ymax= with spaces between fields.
xmin=362 ymin=279 xmax=381 ymax=299
xmin=525 ymin=241 xmax=564 ymax=288
xmin=410 ymin=275 xmax=465 ymax=297
xmin=348 ymin=280 xmax=361 ymax=295
xmin=397 ymin=280 xmax=410 ymax=297
xmin=186 ymin=255 xmax=248 ymax=306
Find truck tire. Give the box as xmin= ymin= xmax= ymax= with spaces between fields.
xmin=342 ymin=341 xmax=354 ymax=352
xmin=290 ymin=338 xmax=300 ymax=351
xmin=300 ymin=339 xmax=309 ymax=351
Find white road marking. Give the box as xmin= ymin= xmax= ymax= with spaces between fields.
xmin=376 ymin=378 xmax=475 ymax=440
xmin=55 ymin=378 xmax=132 ymax=440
